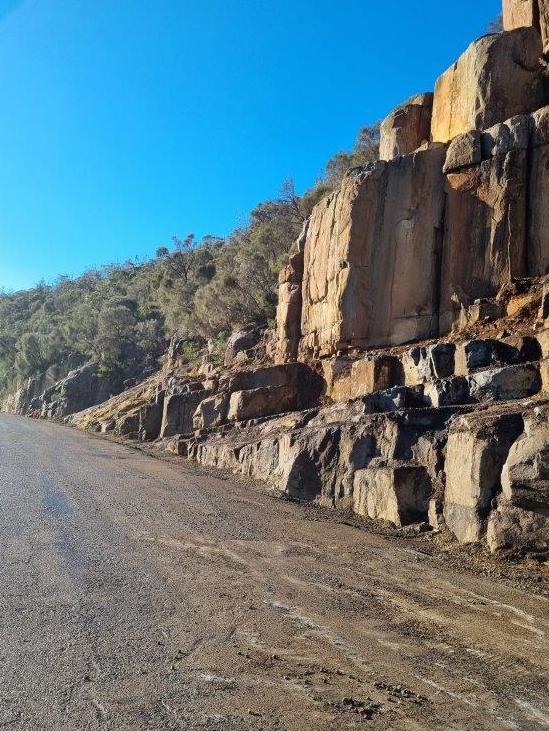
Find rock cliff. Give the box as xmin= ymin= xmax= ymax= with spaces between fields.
xmin=278 ymin=107 xmax=549 ymax=359
xmin=16 ymin=2 xmax=549 ymax=563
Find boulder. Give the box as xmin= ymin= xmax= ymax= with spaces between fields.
xmin=467 ymin=362 xmax=541 ymax=401
xmin=139 ymin=397 xmax=164 ymax=441
xmin=379 ymin=93 xmax=433 ymax=161
xmin=350 ymin=356 xmax=404 ymax=396
xmin=500 ymin=334 xmax=541 ymax=362
xmin=500 ymin=410 xmax=549 ymax=511
xmin=224 ymin=362 xmax=299 ymax=392
xmin=160 ymin=385 xmax=211 ymax=438
xmin=361 ymin=385 xmax=425 ymax=414
xmin=443 ymin=130 xmax=482 ymax=173
xmin=193 ymin=393 xmax=230 ymax=430
xmin=458 ymin=300 xmax=503 ymax=328
xmin=298 ymin=146 xmax=447 ymax=358
xmin=117 ymin=411 xmax=140 ymax=437
xmin=224 ymin=328 xmax=262 ymax=367
xmin=431 ymin=28 xmax=545 ymax=143
xmin=403 ymin=343 xmax=455 ymax=386
xmin=227 ymin=385 xmax=297 ymax=423
xmin=423 ymin=376 xmax=470 ymax=407
xmin=481 ymin=114 xmax=531 ymax=159
xmin=278 ymin=426 xmax=342 ymax=504
xmin=444 ymin=413 xmax=523 ymax=543
xmin=488 ymin=405 xmax=549 ymax=555
xmin=454 ymin=339 xmax=520 ymax=375
xmin=425 ymin=362 xmax=541 ymax=406
xmin=487 ymin=504 xmax=549 ymax=554
xmin=325 ymin=355 xmax=404 ymax=401
xmin=321 ymin=358 xmax=354 ymax=401
xmin=222 ymin=362 xmax=323 ymax=410
xmin=353 ymin=465 xmax=431 ymax=526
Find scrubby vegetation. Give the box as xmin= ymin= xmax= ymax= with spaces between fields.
xmin=488 ymin=15 xmax=503 ymax=33
xmin=0 ymin=124 xmax=379 ymax=397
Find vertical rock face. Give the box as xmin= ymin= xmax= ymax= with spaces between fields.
xmin=503 ymin=0 xmax=539 ymax=29
xmin=542 ymin=0 xmax=549 ymax=48
xmin=379 ymin=93 xmax=433 ymax=161
xmin=276 ymin=104 xmax=549 ymax=359
xmin=431 ymin=28 xmax=545 ymax=143
xmin=353 ymin=465 xmax=431 ymax=526
xmin=503 ymin=0 xmax=549 ymax=50
xmin=275 ymin=222 xmax=306 ymax=363
xmin=444 ymin=413 xmax=524 ymax=543
xmin=298 ymin=145 xmax=447 ymax=358
xmin=528 ymin=106 xmax=549 ymax=275
xmin=439 ymin=116 xmax=529 ymax=333
xmin=488 ymin=407 xmax=549 ymax=553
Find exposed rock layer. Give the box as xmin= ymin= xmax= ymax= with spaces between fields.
xmin=379 ymin=93 xmax=433 ymax=161
xmin=431 ymin=28 xmax=545 ymax=143
xmin=298 ymin=146 xmax=447 ymax=358
xmin=503 ymin=0 xmax=549 ymax=50
xmin=279 ymin=107 xmax=549 ymax=356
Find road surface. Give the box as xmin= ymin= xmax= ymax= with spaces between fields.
xmin=0 ymin=413 xmax=547 ymax=731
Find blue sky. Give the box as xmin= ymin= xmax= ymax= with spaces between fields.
xmin=0 ymin=0 xmax=501 ymax=291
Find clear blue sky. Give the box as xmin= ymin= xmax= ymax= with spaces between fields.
xmin=0 ymin=0 xmax=501 ymax=291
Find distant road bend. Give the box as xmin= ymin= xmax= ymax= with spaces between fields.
xmin=0 ymin=413 xmax=548 ymax=731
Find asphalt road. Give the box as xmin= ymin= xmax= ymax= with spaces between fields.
xmin=0 ymin=413 xmax=548 ymax=731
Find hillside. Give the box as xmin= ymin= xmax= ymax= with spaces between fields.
xmin=0 ymin=126 xmax=379 ymax=401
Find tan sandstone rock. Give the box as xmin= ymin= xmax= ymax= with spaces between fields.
xmin=379 ymin=93 xmax=433 ymax=161
xmin=402 ymin=343 xmax=455 ymax=386
xmin=444 ymin=413 xmax=523 ymax=543
xmin=276 ymin=222 xmax=306 ymax=363
xmin=503 ymin=0 xmax=549 ymax=50
xmin=323 ymin=355 xmax=404 ymax=401
xmin=439 ymin=117 xmax=529 ymax=333
xmin=503 ymin=0 xmax=539 ymax=30
xmin=227 ymin=385 xmax=297 ymax=423
xmin=298 ymin=146 xmax=446 ymax=358
xmin=443 ymin=130 xmax=482 ymax=173
xmin=528 ymin=107 xmax=549 ymax=275
xmin=161 ymin=384 xmax=212 ymax=437
xmin=431 ymin=28 xmax=544 ymax=143
xmin=487 ymin=406 xmax=549 ymax=553
xmin=192 ymin=393 xmax=230 ymax=430
xmin=353 ymin=465 xmax=431 ymax=526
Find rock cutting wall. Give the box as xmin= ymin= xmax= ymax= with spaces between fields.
xmin=431 ymin=28 xmax=545 ymax=143
xmin=278 ymin=103 xmax=549 ymax=359
xmin=296 ymin=146 xmax=447 ymax=359
xmin=503 ymin=0 xmax=549 ymax=50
